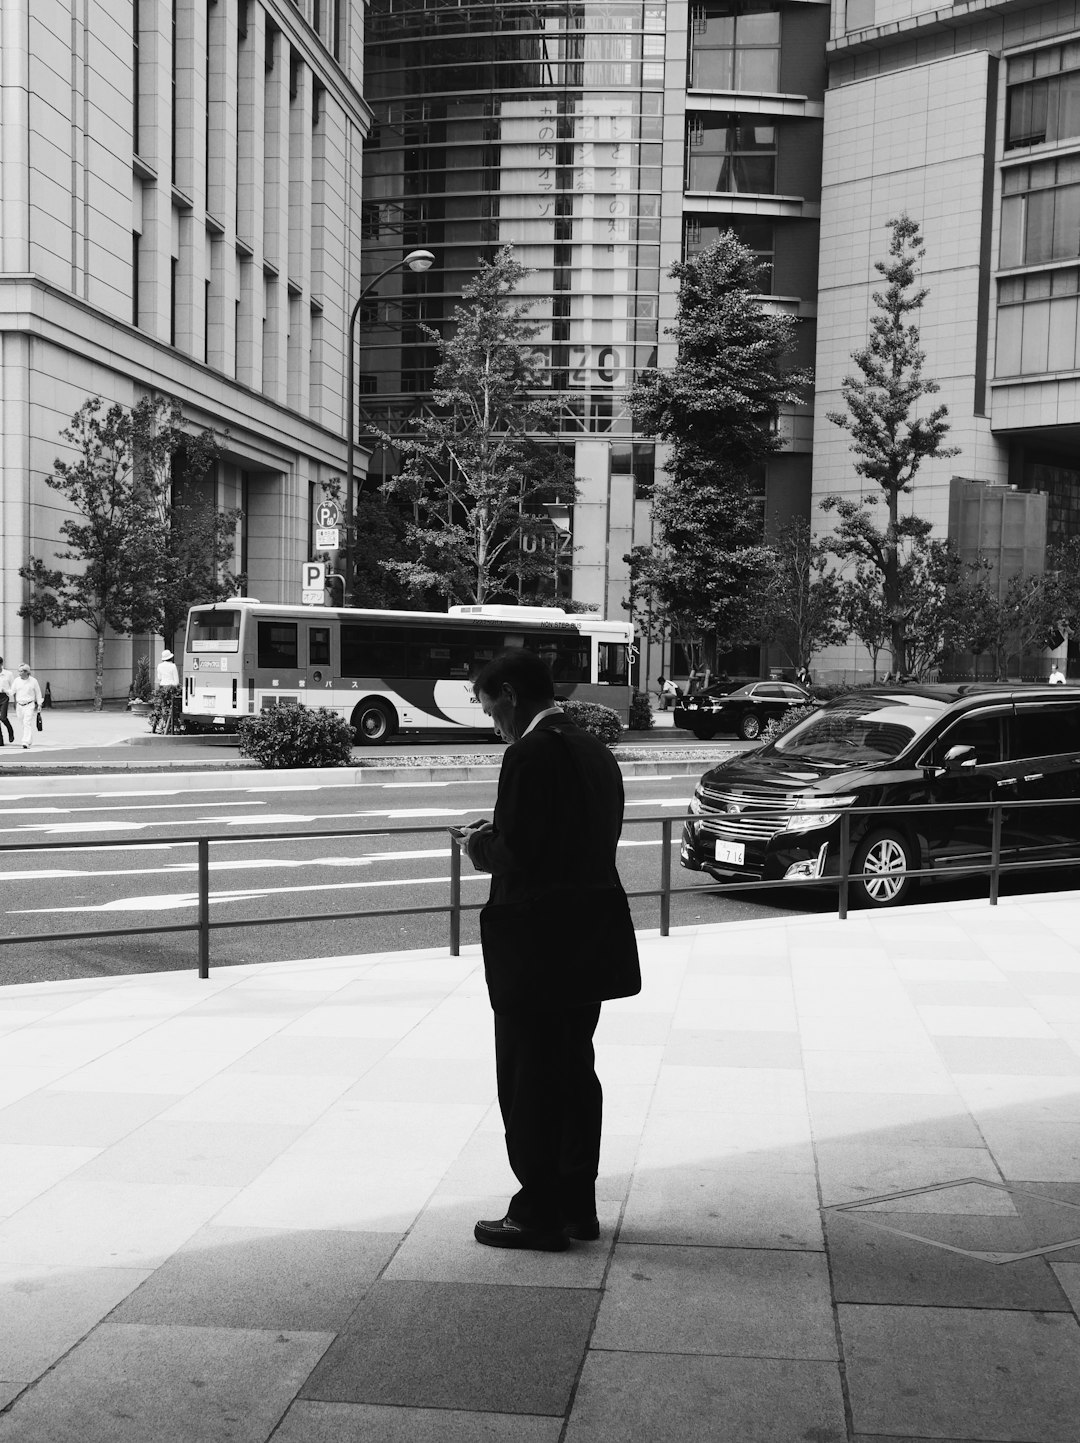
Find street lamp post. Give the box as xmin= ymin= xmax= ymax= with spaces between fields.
xmin=343 ymin=248 xmax=434 ymax=603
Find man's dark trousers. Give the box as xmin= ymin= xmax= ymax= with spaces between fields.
xmin=495 ymin=1003 xmax=602 ymax=1231
xmin=0 ymin=696 xmax=12 ymax=745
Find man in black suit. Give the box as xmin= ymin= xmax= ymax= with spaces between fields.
xmin=459 ymin=649 xmax=637 ymax=1252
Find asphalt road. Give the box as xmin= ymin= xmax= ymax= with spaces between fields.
xmin=0 ymin=768 xmax=826 ymax=985
xmin=1 ymin=767 xmax=1068 ymax=986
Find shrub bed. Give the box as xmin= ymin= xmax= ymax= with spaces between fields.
xmin=556 ymin=697 xmax=622 ymax=745
xmin=628 ymin=691 xmax=654 ymax=731
xmin=238 ymin=704 xmax=355 ymax=769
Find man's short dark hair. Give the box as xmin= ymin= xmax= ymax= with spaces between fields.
xmin=473 ymin=649 xmax=555 ymax=703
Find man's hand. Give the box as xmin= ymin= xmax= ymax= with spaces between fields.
xmin=460 ymin=819 xmax=494 ymax=869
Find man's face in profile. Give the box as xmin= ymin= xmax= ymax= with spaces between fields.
xmin=477 ymin=684 xmax=519 ymax=744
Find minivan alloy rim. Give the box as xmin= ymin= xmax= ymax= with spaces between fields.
xmin=861 ymin=837 xmax=908 ymax=901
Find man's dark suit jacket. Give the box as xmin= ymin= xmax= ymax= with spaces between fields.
xmin=469 ymin=712 xmax=624 ymax=906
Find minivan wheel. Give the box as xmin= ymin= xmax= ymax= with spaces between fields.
xmin=738 ymin=712 xmax=762 ymax=740
xmin=850 ymin=828 xmax=915 ymax=907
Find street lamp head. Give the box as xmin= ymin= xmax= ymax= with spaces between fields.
xmin=405 ymin=249 xmax=435 ymax=272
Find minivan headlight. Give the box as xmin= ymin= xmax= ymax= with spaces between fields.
xmin=688 ymin=790 xmax=706 ymax=815
xmin=782 ymin=796 xmax=858 ymax=833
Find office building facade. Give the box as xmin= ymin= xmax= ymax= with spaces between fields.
xmin=813 ymin=0 xmax=1080 ymax=679
xmin=0 ymin=0 xmax=369 ymax=699
xmin=359 ymin=0 xmax=826 ymax=670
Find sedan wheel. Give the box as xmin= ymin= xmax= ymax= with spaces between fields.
xmin=851 ymin=828 xmax=914 ymax=907
xmin=738 ymin=711 xmax=762 ymax=740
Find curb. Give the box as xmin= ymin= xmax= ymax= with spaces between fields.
xmin=0 ymin=755 xmax=716 ymax=795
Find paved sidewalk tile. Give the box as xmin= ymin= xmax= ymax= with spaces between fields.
xmin=840 ymin=1303 xmax=1080 ymax=1442
xmin=0 ymin=1265 xmax=151 ymax=1380
xmin=273 ymin=1402 xmax=563 ymax=1442
xmin=593 ymin=1244 xmax=836 ymax=1359
xmin=564 ymin=1351 xmax=847 ymax=1443
xmin=300 ymin=1281 xmax=597 ymax=1415
xmin=0 ymin=1322 xmax=333 ymax=1443
xmin=824 ymin=1211 xmax=1072 ymax=1309
xmin=110 ymin=1225 xmax=396 ymax=1330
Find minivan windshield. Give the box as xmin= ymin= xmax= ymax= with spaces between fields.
xmin=770 ymin=696 xmax=945 ymax=765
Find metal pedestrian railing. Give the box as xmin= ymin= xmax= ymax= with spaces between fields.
xmin=0 ymin=795 xmax=1077 ymax=976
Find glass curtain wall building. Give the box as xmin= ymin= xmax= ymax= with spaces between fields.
xmin=360 ymin=0 xmax=826 ymax=676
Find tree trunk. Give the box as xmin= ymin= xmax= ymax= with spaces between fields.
xmin=94 ymin=629 xmax=105 ymax=711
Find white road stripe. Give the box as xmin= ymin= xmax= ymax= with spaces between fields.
xmin=0 ymin=799 xmax=266 ymax=818
xmin=0 ymin=849 xmax=455 ymax=883
xmin=13 ymin=872 xmax=487 ymax=914
xmin=625 ymin=797 xmax=692 ymax=807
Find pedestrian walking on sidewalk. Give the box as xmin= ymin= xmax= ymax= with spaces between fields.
xmin=0 ymin=658 xmax=14 ymax=745
xmin=457 ymin=649 xmax=640 ymax=1253
xmin=12 ymin=664 xmax=43 ymax=748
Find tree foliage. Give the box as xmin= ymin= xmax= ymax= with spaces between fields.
xmin=19 ymin=395 xmax=238 ymax=708
xmin=627 ymin=234 xmax=811 ymax=666
xmin=837 ymin=566 xmax=892 ymax=681
xmin=380 ymin=246 xmax=574 ymax=604
xmin=822 ymin=215 xmax=959 ymax=672
xmin=756 ymin=518 xmax=847 ymax=673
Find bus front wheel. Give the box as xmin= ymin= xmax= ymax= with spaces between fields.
xmin=352 ymin=699 xmax=397 ymax=745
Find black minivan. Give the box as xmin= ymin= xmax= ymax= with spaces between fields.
xmin=681 ymin=684 xmax=1080 ymax=907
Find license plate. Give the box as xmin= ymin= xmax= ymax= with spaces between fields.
xmin=715 ymin=839 xmax=745 ymax=866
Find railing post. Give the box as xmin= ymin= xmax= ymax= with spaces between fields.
xmin=449 ymin=835 xmax=462 ymax=956
xmin=660 ymin=817 xmax=672 ymax=937
xmin=989 ymin=802 xmax=1002 ymax=907
xmin=838 ymin=811 xmax=851 ymax=921
xmin=197 ymin=837 xmax=211 ymax=979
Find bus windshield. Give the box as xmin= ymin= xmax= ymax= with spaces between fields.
xmin=187 ymin=609 xmax=240 ymax=652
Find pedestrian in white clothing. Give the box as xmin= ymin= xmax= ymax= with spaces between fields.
xmin=12 ymin=664 xmax=43 ymax=748
xmin=156 ymin=650 xmax=180 ymax=688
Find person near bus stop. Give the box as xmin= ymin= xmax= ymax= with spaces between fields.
xmin=12 ymin=664 xmax=43 ymax=749
xmin=0 ymin=658 xmax=14 ymax=745
xmin=656 ymin=674 xmax=680 ymax=710
xmin=156 ymin=650 xmax=180 ymax=689
xmin=1049 ymin=664 xmax=1066 ymax=685
xmin=458 ymin=649 xmax=640 ymax=1252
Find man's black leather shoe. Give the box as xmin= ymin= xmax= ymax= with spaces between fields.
xmin=474 ymin=1215 xmax=569 ymax=1252
xmin=563 ymin=1216 xmax=601 ymax=1241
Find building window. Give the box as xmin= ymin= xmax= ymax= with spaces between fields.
xmin=1006 ymin=45 xmax=1080 ymax=151
xmin=686 ymin=115 xmax=776 ymax=193
xmin=684 ymin=217 xmax=774 ymax=286
xmin=996 ymin=266 xmax=1080 ymax=376
xmin=1000 ymin=158 xmax=1080 ymax=268
xmin=132 ymin=231 xmax=141 ymax=327
xmin=689 ymin=1 xmax=780 ymax=92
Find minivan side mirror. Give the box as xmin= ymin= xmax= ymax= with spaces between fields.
xmin=943 ymin=744 xmax=977 ymax=770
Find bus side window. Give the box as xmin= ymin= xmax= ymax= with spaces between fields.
xmin=257 ymin=622 xmax=298 ymax=670
xmin=309 ymin=627 xmax=331 ymax=667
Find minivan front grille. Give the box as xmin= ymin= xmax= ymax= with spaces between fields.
xmin=697 ymin=784 xmax=795 ymax=842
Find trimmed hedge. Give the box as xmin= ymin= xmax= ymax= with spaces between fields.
xmin=628 ymin=690 xmax=654 ymax=731
xmin=556 ymin=697 xmax=622 ymax=745
xmin=238 ymin=704 xmax=355 ymax=769
xmin=761 ymin=702 xmax=818 ymax=744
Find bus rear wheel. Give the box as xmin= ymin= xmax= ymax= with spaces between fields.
xmin=352 ymin=699 xmax=396 ymax=745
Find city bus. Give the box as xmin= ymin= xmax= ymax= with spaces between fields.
xmin=181 ymin=598 xmax=634 ymax=742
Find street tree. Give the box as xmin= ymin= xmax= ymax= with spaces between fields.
xmin=823 ymin=214 xmax=959 ymax=673
xmin=837 ymin=566 xmax=891 ymax=681
xmin=131 ymin=397 xmax=240 ymax=646
xmin=19 ymin=395 xmax=236 ymax=708
xmin=756 ymin=518 xmax=847 ymax=674
xmin=380 ymin=246 xmax=574 ymax=604
xmin=627 ymin=233 xmax=811 ymax=668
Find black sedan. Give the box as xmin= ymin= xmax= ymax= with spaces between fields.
xmin=674 ymin=681 xmax=813 ymax=740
